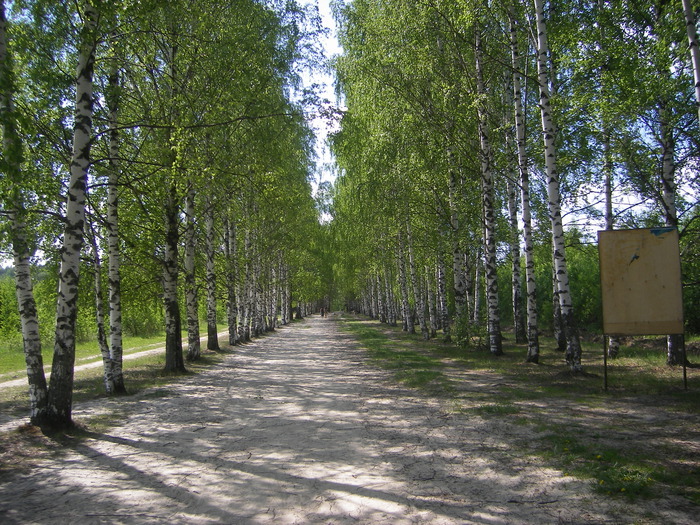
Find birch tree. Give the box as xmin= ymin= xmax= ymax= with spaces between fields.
xmin=509 ymin=3 xmax=538 ymax=362
xmin=47 ymin=1 xmax=100 ymax=428
xmin=0 ymin=0 xmax=48 ymax=424
xmin=533 ymin=0 xmax=582 ymax=371
xmin=681 ymin=0 xmax=700 ymax=122
xmin=475 ymin=21 xmax=503 ymax=355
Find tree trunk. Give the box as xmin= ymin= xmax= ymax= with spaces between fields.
xmin=552 ymin=266 xmax=566 ymax=352
xmin=448 ymin=159 xmax=467 ymax=322
xmin=370 ymin=274 xmax=378 ymax=319
xmin=106 ymin=55 xmax=125 ymax=392
xmin=509 ymin=6 xmax=540 ymax=362
xmin=205 ymin=202 xmax=220 ymax=350
xmin=682 ymin=0 xmax=700 ymax=122
xmin=475 ymin=27 xmax=503 ymax=355
xmin=384 ymin=266 xmax=397 ymax=326
xmin=270 ymin=263 xmax=279 ymax=329
xmin=88 ymin=224 xmax=115 ymax=395
xmin=225 ymin=218 xmax=238 ymax=344
xmin=406 ymin=220 xmax=428 ymax=339
xmin=1 ymin=1 xmax=49 ymax=424
xmin=659 ymin=102 xmax=685 ymax=365
xmin=240 ymin=229 xmax=252 ymax=341
xmin=377 ymin=272 xmax=386 ymax=323
xmin=437 ymin=252 xmax=450 ymax=341
xmin=507 ymin=176 xmax=526 ymax=344
xmin=534 ymin=0 xmax=582 ymax=370
xmin=426 ymin=265 xmax=438 ymax=338
xmin=163 ymin=183 xmax=186 ymax=373
xmin=602 ymin=123 xmax=620 ymax=358
xmin=253 ymin=248 xmax=263 ymax=336
xmin=47 ymin=2 xmax=99 ymax=429
xmin=472 ymin=248 xmax=482 ymax=327
xmin=280 ymin=259 xmax=289 ymax=326
xmin=397 ymin=233 xmax=413 ymax=333
xmin=184 ymin=183 xmax=201 ymax=361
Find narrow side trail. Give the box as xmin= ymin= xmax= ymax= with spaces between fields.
xmin=0 ymin=317 xmax=692 ymax=524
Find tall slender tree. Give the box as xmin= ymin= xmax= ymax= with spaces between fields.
xmin=48 ymin=1 xmax=100 ymax=428
xmin=533 ymin=0 xmax=582 ymax=371
xmin=0 ymin=0 xmax=48 ymax=424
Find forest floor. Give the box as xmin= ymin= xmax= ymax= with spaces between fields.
xmin=0 ymin=315 xmax=698 ymax=524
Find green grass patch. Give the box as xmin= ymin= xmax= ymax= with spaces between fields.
xmin=0 ymin=332 xmax=231 ymax=429
xmin=338 ymin=317 xmax=452 ymax=393
xmin=337 ymin=314 xmax=700 ymax=504
xmin=538 ymin=431 xmax=658 ymax=500
xmin=0 ymin=324 xmax=232 ymax=377
xmin=473 ymin=402 xmax=521 ymax=416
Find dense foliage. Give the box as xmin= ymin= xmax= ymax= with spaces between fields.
xmin=0 ymin=0 xmax=329 ymax=428
xmin=328 ymin=0 xmax=699 ymax=363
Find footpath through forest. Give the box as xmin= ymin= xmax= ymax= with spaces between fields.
xmin=0 ymin=316 xmax=696 ymax=524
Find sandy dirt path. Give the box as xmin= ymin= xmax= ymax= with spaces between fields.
xmin=0 ymin=317 xmax=695 ymax=524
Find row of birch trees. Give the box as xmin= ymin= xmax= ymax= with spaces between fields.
xmin=329 ymin=0 xmax=700 ymax=368
xmin=0 ymin=0 xmax=327 ymax=430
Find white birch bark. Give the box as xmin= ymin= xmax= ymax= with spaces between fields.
xmin=507 ymin=176 xmax=526 ymax=344
xmin=253 ymin=249 xmax=263 ymax=335
xmin=163 ymin=183 xmax=185 ymax=372
xmin=682 ymin=0 xmax=700 ymax=122
xmin=1 ymin=1 xmax=48 ymax=423
xmin=534 ymin=0 xmax=582 ymax=370
xmin=384 ymin=267 xmax=397 ymax=326
xmin=397 ymin=233 xmax=413 ymax=333
xmin=377 ymin=272 xmax=386 ymax=323
xmin=184 ymin=183 xmax=201 ymax=360
xmin=510 ymin=6 xmax=540 ymax=362
xmin=87 ymin=224 xmax=114 ymax=394
xmin=284 ymin=269 xmax=290 ymax=324
xmin=448 ymin=159 xmax=467 ymax=321
xmin=426 ymin=265 xmax=437 ymax=338
xmin=106 ymin=56 xmax=125 ymax=392
xmin=240 ymin=229 xmax=252 ymax=341
xmin=598 ymin=0 xmax=620 ymax=358
xmin=161 ymin=23 xmax=185 ymax=373
xmin=269 ymin=264 xmax=278 ymax=329
xmin=437 ymin=252 xmax=450 ymax=341
xmin=660 ymin=102 xmax=685 ymax=365
xmin=472 ymin=249 xmax=482 ymax=326
xmin=48 ymin=2 xmax=99 ymax=427
xmin=475 ymin=27 xmax=503 ymax=355
xmin=280 ymin=258 xmax=289 ymax=325
xmin=406 ymin=219 xmax=428 ymax=339
xmin=660 ymin=104 xmax=678 ymax=228
xmin=552 ymin=266 xmax=566 ymax=352
xmin=225 ymin=217 xmax=238 ymax=344
xmin=11 ymin=213 xmax=48 ymax=422
xmin=205 ymin=202 xmax=220 ymax=350
xmin=370 ymin=274 xmax=378 ymax=319
xmin=602 ymin=126 xmax=620 ymax=358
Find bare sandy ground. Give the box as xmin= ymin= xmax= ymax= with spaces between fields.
xmin=0 ymin=316 xmax=696 ymax=524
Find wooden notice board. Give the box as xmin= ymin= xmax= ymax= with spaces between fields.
xmin=598 ymin=228 xmax=684 ymax=336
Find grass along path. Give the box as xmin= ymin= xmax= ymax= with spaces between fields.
xmin=0 ymin=326 xmax=231 ymax=382
xmin=0 ymin=327 xmax=232 ymax=429
xmin=338 ymin=314 xmax=700 ymax=508
xmin=1 ymin=315 xmax=697 ymax=524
